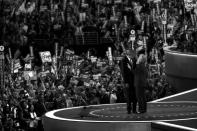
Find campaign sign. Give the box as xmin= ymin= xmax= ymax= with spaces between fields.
xmin=161 ymin=9 xmax=167 ymax=25
xmin=0 ymin=46 xmax=4 ymax=60
xmin=24 ymin=71 xmax=37 ymax=80
xmin=40 ymin=51 xmax=52 ymax=63
xmin=0 ymin=46 xmax=4 ymax=52
xmin=184 ymin=0 xmax=196 ymax=11
xmin=25 ymin=64 xmax=31 ymax=69
xmin=108 ymin=47 xmax=113 ymax=65
xmin=40 ymin=6 xmax=48 ymax=12
xmin=114 ymin=56 xmax=123 ymax=61
xmin=14 ymin=59 xmax=22 ymax=71
xmin=65 ymin=49 xmax=74 ymax=55
xmin=114 ymin=0 xmax=122 ymax=4
xmin=130 ymin=30 xmax=136 ymax=41
xmin=167 ymin=24 xmax=174 ymax=38
xmin=0 ymin=46 xmax=4 ymax=88
xmin=91 ymin=56 xmax=97 ymax=63
xmin=153 ymin=0 xmax=161 ymax=3
xmin=97 ymin=61 xmax=103 ymax=67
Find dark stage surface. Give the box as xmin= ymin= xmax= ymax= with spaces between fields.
xmin=43 ymin=88 xmax=197 ymax=131
xmin=152 ymin=88 xmax=197 ymax=131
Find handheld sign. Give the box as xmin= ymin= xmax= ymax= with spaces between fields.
xmin=0 ymin=45 xmax=5 ymax=89
xmin=24 ymin=71 xmax=37 ymax=81
xmin=114 ymin=0 xmax=122 ymax=4
xmin=161 ymin=9 xmax=167 ymax=25
xmin=190 ymin=13 xmax=195 ymax=26
xmin=40 ymin=51 xmax=52 ymax=63
xmin=13 ymin=59 xmax=22 ymax=73
xmin=55 ymin=42 xmax=58 ymax=58
xmin=184 ymin=0 xmax=195 ymax=11
xmin=153 ymin=0 xmax=161 ymax=3
xmin=108 ymin=47 xmax=113 ymax=65
xmin=152 ymin=9 xmax=156 ymax=22
xmin=167 ymin=24 xmax=174 ymax=38
xmin=129 ymin=30 xmax=136 ymax=50
xmin=9 ymin=48 xmax=12 ymax=59
xmin=14 ymin=59 xmax=22 ymax=70
xmin=0 ymin=46 xmax=4 ymax=52
xmin=124 ymin=16 xmax=128 ymax=27
xmin=156 ymin=3 xmax=160 ymax=15
xmin=24 ymin=73 xmax=30 ymax=81
xmin=60 ymin=46 xmax=64 ymax=57
xmin=29 ymin=46 xmax=34 ymax=57
xmin=25 ymin=64 xmax=32 ymax=70
xmin=63 ymin=0 xmax=67 ymax=10
xmin=161 ymin=9 xmax=168 ymax=46
xmin=87 ymin=50 xmax=90 ymax=59
xmin=29 ymin=46 xmax=34 ymax=69
xmin=130 ymin=30 xmax=136 ymax=41
xmin=141 ymin=21 xmax=145 ymax=32
xmin=65 ymin=49 xmax=74 ymax=55
xmin=112 ymin=6 xmax=116 ymax=17
xmin=90 ymin=56 xmax=97 ymax=63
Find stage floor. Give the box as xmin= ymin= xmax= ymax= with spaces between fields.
xmin=43 ymin=88 xmax=197 ymax=131
xmin=52 ymin=102 xmax=197 ymax=122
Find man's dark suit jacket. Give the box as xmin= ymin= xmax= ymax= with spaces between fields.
xmin=119 ymin=55 xmax=137 ymax=101
xmin=120 ymin=55 xmax=136 ymax=84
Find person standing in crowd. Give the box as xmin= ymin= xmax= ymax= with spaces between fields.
xmin=28 ymin=103 xmax=39 ymax=131
xmin=32 ymin=93 xmax=46 ymax=131
xmin=110 ymin=90 xmax=117 ymax=104
xmin=19 ymin=100 xmax=31 ymax=131
xmin=34 ymin=93 xmax=47 ymax=117
xmin=134 ymin=46 xmax=148 ymax=113
xmin=119 ymin=46 xmax=137 ymax=114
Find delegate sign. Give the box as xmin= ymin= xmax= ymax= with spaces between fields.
xmin=40 ymin=51 xmax=52 ymax=63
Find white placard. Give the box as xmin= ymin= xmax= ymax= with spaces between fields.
xmin=130 ymin=30 xmax=136 ymax=41
xmin=93 ymin=74 xmax=101 ymax=80
xmin=167 ymin=24 xmax=174 ymax=38
xmin=24 ymin=71 xmax=37 ymax=80
xmin=114 ymin=0 xmax=122 ymax=4
xmin=0 ymin=46 xmax=4 ymax=52
xmin=14 ymin=59 xmax=22 ymax=70
xmin=79 ymin=12 xmax=86 ymax=22
xmin=184 ymin=0 xmax=196 ymax=11
xmin=153 ymin=0 xmax=161 ymax=3
xmin=108 ymin=47 xmax=112 ymax=58
xmin=39 ymin=51 xmax=52 ymax=63
xmin=65 ymin=49 xmax=74 ymax=55
xmin=40 ymin=6 xmax=48 ymax=11
xmin=161 ymin=9 xmax=167 ymax=25
xmin=25 ymin=64 xmax=31 ymax=69
xmin=97 ymin=61 xmax=103 ymax=67
xmin=91 ymin=56 xmax=97 ymax=63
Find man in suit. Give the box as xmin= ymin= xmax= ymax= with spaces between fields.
xmin=119 ymin=49 xmax=137 ymax=114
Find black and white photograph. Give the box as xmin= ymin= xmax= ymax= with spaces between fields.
xmin=0 ymin=0 xmax=197 ymax=131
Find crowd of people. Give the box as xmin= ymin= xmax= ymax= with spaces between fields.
xmin=1 ymin=0 xmax=197 ymax=54
xmin=1 ymin=0 xmax=197 ymax=130
xmin=0 ymin=48 xmax=174 ymax=131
